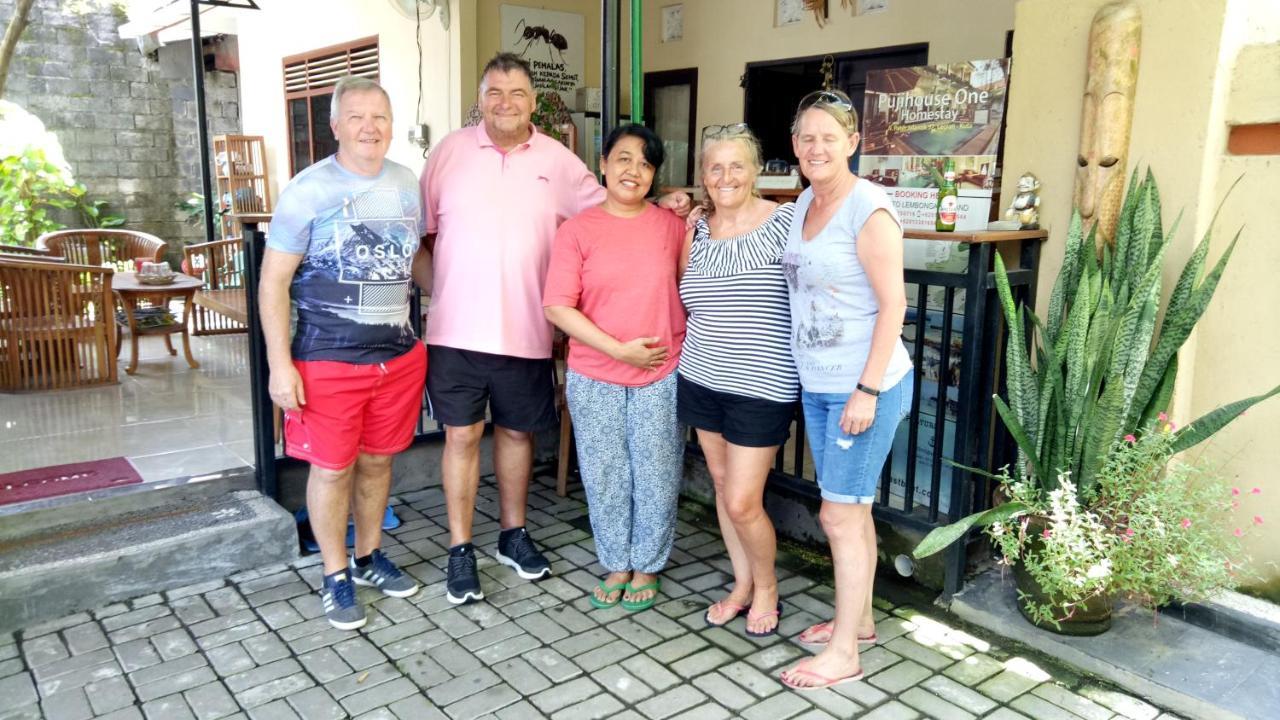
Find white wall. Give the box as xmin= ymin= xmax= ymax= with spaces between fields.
xmin=235 ymin=0 xmax=457 ymax=201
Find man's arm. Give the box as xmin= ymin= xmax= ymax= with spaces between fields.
xmin=411 ymin=234 xmax=435 ymax=294
xmin=259 ymin=248 xmax=306 ymax=410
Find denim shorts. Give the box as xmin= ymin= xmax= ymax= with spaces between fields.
xmin=801 ymin=374 xmax=913 ymax=504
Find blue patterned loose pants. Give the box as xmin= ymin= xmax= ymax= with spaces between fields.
xmin=565 ymin=369 xmax=684 ymax=573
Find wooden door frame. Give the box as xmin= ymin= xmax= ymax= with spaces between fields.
xmin=643 ymin=67 xmax=699 ymax=186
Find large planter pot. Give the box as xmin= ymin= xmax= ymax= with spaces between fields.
xmin=1012 ymin=551 xmax=1113 ymax=636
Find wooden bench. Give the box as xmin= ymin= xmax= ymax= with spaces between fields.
xmin=183 ymin=239 xmax=248 ymax=333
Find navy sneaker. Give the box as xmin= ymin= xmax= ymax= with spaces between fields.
xmin=350 ymin=549 xmax=420 ymax=599
xmin=495 ymin=527 xmax=552 ymax=581
xmin=446 ymin=543 xmax=484 ymax=605
xmin=319 ymin=569 xmax=366 ymax=630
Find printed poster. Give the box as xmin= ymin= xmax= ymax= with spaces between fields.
xmin=500 ymin=5 xmax=585 ymax=95
xmin=858 ymin=59 xmax=1009 ymax=235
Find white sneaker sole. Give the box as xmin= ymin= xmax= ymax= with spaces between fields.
xmin=495 ymin=551 xmax=552 ymax=581
xmin=326 ymin=615 xmax=367 ymax=631
xmin=446 ymin=588 xmax=484 ymax=605
xmin=351 ymin=575 xmax=420 ymax=599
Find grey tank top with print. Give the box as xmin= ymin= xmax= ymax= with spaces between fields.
xmin=781 ymin=180 xmax=913 ymax=394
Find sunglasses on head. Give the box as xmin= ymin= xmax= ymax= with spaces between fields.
xmin=797 ymin=90 xmax=854 ymax=113
xmin=702 ymin=122 xmax=751 ymax=139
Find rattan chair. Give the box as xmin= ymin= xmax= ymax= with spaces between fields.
xmin=37 ymin=229 xmax=167 ymax=267
xmin=0 ymin=244 xmax=57 ymax=257
xmin=0 ymin=258 xmax=117 ymax=391
xmin=183 ymin=239 xmax=247 ymax=335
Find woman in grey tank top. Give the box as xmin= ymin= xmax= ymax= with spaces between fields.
xmin=779 ymin=90 xmax=914 ymax=691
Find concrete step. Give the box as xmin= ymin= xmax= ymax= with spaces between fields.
xmin=0 ymin=488 xmax=297 ymax=635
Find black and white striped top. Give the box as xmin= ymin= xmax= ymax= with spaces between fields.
xmin=678 ymin=203 xmax=799 ymax=403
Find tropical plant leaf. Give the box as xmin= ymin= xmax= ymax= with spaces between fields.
xmin=1138 ymin=355 xmax=1178 ymax=429
xmin=912 ymin=502 xmax=1031 ymax=559
xmin=995 ymin=255 xmax=1038 ymax=444
xmin=1144 ymin=167 xmax=1164 ymax=265
xmin=1170 ymin=385 xmax=1280 ymax=454
xmin=1046 ymin=211 xmax=1085 ymax=348
xmin=994 ymin=395 xmax=1048 ymax=487
xmin=1110 ymin=166 xmax=1142 ymax=287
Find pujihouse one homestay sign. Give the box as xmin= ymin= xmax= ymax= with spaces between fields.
xmin=499 ymin=5 xmax=585 ymax=94
xmin=858 ymin=59 xmax=1010 ymax=232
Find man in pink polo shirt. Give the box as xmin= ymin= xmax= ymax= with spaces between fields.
xmin=416 ymin=53 xmax=689 ymax=605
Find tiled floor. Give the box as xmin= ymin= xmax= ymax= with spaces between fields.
xmin=0 ymin=333 xmax=256 ymax=481
xmin=0 ymin=471 xmax=1181 ymax=720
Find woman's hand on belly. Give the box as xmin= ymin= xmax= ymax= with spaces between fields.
xmin=612 ymin=336 xmax=668 ymax=370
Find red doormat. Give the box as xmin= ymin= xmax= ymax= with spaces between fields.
xmin=0 ymin=457 xmax=143 ymax=506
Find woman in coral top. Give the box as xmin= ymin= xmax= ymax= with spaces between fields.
xmin=543 ymin=124 xmax=687 ymax=613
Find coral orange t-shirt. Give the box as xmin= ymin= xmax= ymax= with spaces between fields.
xmin=542 ymin=204 xmax=687 ymax=387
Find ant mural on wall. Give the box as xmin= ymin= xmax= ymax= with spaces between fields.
xmin=514 ymin=18 xmax=569 ymax=64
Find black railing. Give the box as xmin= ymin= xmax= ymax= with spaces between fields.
xmin=242 ymin=218 xmax=1041 ymax=593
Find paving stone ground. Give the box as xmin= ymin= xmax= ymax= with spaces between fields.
xmin=0 ymin=474 xmax=1185 ymax=720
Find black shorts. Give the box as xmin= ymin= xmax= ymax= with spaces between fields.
xmin=676 ymin=373 xmax=797 ymax=448
xmin=426 ymin=345 xmax=558 ymax=432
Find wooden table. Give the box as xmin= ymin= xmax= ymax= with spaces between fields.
xmin=112 ymin=272 xmax=204 ymax=375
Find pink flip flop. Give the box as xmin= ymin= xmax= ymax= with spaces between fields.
xmin=780 ymin=663 xmax=865 ymax=691
xmin=704 ymin=599 xmax=750 ymax=628
xmin=797 ymin=620 xmax=877 ymax=647
xmin=745 ymin=603 xmax=783 ymax=637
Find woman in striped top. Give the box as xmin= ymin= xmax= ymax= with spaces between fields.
xmin=678 ymin=125 xmax=798 ymax=637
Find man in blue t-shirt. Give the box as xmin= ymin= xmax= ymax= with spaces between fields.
xmin=260 ymin=77 xmax=428 ymax=630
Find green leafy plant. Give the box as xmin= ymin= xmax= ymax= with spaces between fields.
xmin=174 ymin=192 xmax=226 ymax=227
xmin=532 ymin=91 xmax=572 ymax=144
xmin=0 ymin=146 xmax=125 ymax=245
xmin=990 ymin=423 xmax=1256 ymax=627
xmin=914 ymin=168 xmax=1280 ymax=562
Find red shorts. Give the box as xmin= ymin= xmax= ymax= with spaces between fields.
xmin=283 ymin=342 xmax=427 ymax=470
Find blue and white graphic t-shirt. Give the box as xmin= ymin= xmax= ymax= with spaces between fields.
xmin=268 ymin=156 xmax=425 ymax=364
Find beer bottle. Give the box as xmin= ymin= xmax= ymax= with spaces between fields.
xmin=936 ymin=158 xmax=958 ymax=232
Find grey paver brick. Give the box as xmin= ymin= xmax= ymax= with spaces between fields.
xmin=700 ymin=627 xmax=757 ymax=656
xmin=885 ymin=636 xmax=956 ymax=670
xmin=550 ymin=692 xmax=625 ymax=720
xmin=366 ymin=617 xmax=435 ymax=648
xmin=30 ymin=647 xmax=115 ymax=682
xmin=394 ymin=651 xmax=449 ymax=690
xmin=441 ymin=681 xmax=522 ymax=720
xmin=238 ymin=571 xmax=298 ymax=595
xmin=333 ymin=636 xmax=386 ymax=671
xmin=141 ymin=694 xmax=196 ymax=720
xmin=869 ymin=659 xmax=933 ymax=694
xmin=1032 ymin=683 xmax=1114 ymax=720
xmin=635 ymin=684 xmax=709 ymax=720
xmin=977 ymin=668 xmax=1043 ymax=703
xmin=85 ymin=675 xmax=136 ymax=715
xmin=63 ymin=622 xmax=109 ymax=655
xmin=40 ymin=686 xmax=92 ymax=720
xmin=245 ymin=582 xmax=311 ymax=608
xmin=206 ymin=643 xmax=257 ymax=677
xmin=388 ymin=693 xmax=449 ymax=720
xmin=426 ymin=666 xmax=500 ymax=706
xmin=529 ymin=676 xmax=601 ymax=714
xmin=798 ymin=686 xmax=863 ymax=717
xmin=101 ymin=606 xmax=171 ymax=633
xmin=184 ymin=681 xmax=241 ymax=720
xmin=646 ymin=634 xmax=708 ymax=664
xmin=496 ymin=699 xmax=549 ymax=720
xmin=430 ymin=609 xmax=482 ymax=639
xmin=190 ymin=611 xmax=259 ymax=639
xmin=920 ymin=674 xmax=998 ymax=715
xmin=942 ymin=653 xmax=1004 ymax=686
xmin=423 ymin=640 xmax=483 ymax=676
xmin=1010 ymin=694 xmax=1084 ymax=720
xmin=21 ymin=635 xmax=68 ymax=667
xmin=573 ymin=639 xmax=637 ymax=673
xmin=225 ymin=658 xmax=303 ymax=694
xmin=382 ymin=627 xmax=451 ymax=659
xmin=241 ymin=633 xmax=290 ymax=665
xmin=0 ymin=658 xmax=20 ymax=679
xmin=551 ymin=627 xmax=615 ymax=658
xmin=204 ymin=588 xmax=250 ymax=616
xmin=37 ymin=660 xmax=122 ymax=697
xmin=489 ymin=656 xmax=552 ymax=696
xmin=133 ymin=594 xmax=165 ymax=609
xmin=199 ymin=621 xmax=268 ymax=650
xmin=856 ymin=700 xmax=921 ymax=719
xmin=743 ymin=643 xmax=807 ymax=672
xmin=620 ymin=652 xmax=681 ymax=691
xmin=94 ymin=604 xmax=131 ymax=621
xmin=129 ymin=652 xmax=208 ymax=686
xmin=22 ymin=613 xmax=92 ymax=639
xmin=669 ymin=647 xmax=731 ymax=677
xmin=135 ymin=666 xmax=219 ymax=702
xmin=524 ymin=647 xmax=583 ymax=684
xmin=983 ymin=709 xmax=1033 ymax=720
xmin=475 ymin=632 xmax=542 ymax=665
xmin=167 ymin=579 xmax=227 ymax=601
xmin=691 ymin=671 xmax=754 ymax=711
xmin=668 ymin=705 xmax=730 ymax=720
xmin=372 ymin=597 xmax=424 ymax=623
xmin=542 ymin=605 xmax=597 ymax=633
xmin=737 ymin=689 xmax=811 ymax=720
xmin=720 ymin=660 xmax=783 ymax=698
xmin=297 ymin=646 xmax=349 ymax=683
xmin=255 ymin=602 xmax=304 ymax=631
xmin=593 ymin=664 xmax=654 ymax=703
xmin=109 ymin=616 xmax=183 ymax=645
xmin=153 ymin=628 xmax=199 ymax=660
xmin=232 ymin=672 xmax=313 ymax=709
xmin=244 ymin=698 xmax=300 ymax=720
xmin=831 ymin=675 xmax=890 ymax=707
xmin=0 ymin=703 xmax=41 ymax=720
xmin=899 ymin=686 xmax=976 ymax=720
xmin=516 ymin=613 xmax=572 ymax=644
xmin=326 ymin=663 xmax=402 ymax=699
xmin=341 ymin=676 xmax=420 ymax=716
xmin=98 ymin=707 xmax=146 ymax=720
xmin=1079 ymin=684 xmax=1161 ymax=720
xmin=459 ymin=621 xmax=526 ymax=652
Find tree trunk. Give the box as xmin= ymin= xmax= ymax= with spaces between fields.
xmin=0 ymin=0 xmax=37 ymax=99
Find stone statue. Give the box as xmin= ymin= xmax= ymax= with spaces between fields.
xmin=1073 ymin=1 xmax=1141 ymax=245
xmin=1006 ymin=172 xmax=1042 ymax=230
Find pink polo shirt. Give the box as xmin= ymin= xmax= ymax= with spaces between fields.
xmin=542 ymin=204 xmax=687 ymax=387
xmin=420 ymin=124 xmax=605 ymax=359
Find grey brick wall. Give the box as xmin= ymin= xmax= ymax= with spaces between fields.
xmin=0 ymin=0 xmax=242 ymax=258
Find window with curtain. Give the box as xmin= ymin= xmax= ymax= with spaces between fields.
xmin=282 ymin=37 xmax=380 ymax=176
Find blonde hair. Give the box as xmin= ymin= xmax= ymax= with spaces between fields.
xmin=699 ymin=128 xmax=764 ymax=213
xmin=790 ymin=89 xmax=859 ymax=136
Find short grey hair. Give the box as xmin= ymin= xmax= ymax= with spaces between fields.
xmin=330 ymin=76 xmax=392 ymax=121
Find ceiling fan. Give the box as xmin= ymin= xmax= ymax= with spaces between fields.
xmin=390 ymin=0 xmax=450 ymax=30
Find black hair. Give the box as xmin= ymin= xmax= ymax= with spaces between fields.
xmin=481 ymin=52 xmax=533 ymax=84
xmin=602 ymin=123 xmax=665 ymax=170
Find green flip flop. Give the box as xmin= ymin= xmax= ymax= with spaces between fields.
xmin=620 ymin=577 xmax=661 ymax=612
xmin=589 ymin=578 xmax=629 ymax=609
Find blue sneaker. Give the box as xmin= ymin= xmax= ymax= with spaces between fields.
xmin=320 ymin=570 xmax=366 ymax=630
xmin=350 ymin=549 xmax=420 ymax=598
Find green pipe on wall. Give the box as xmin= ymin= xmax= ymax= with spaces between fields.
xmin=631 ymin=0 xmax=642 ymax=125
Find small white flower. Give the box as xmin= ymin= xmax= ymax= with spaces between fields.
xmin=1086 ymin=561 xmax=1110 ymax=579
xmin=1167 ymin=554 xmax=1179 ymax=568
